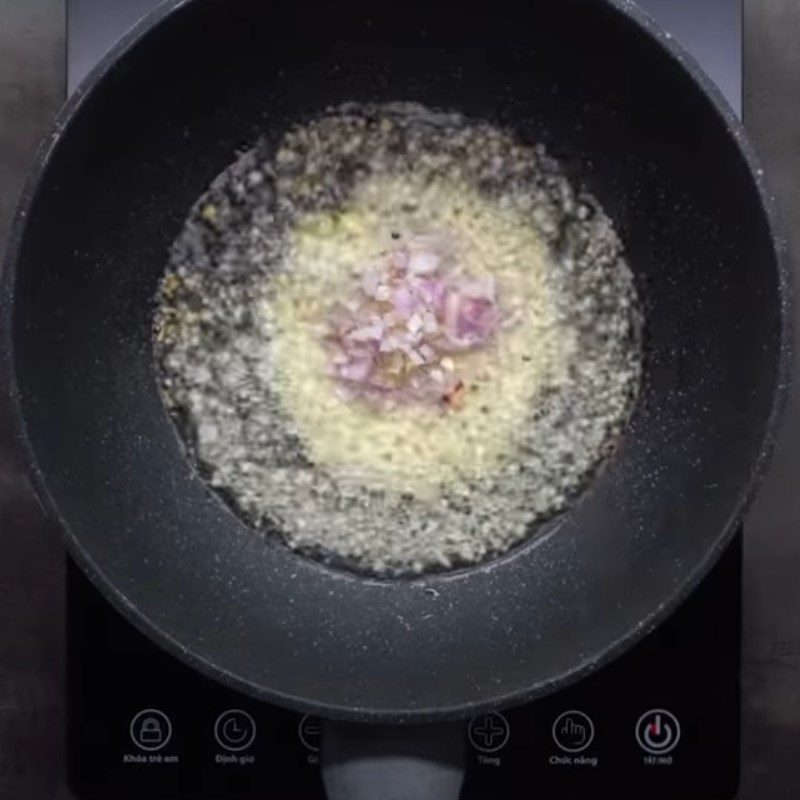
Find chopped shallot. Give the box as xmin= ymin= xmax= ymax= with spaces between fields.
xmin=407 ymin=250 xmax=440 ymax=275
xmin=324 ymin=234 xmax=515 ymax=410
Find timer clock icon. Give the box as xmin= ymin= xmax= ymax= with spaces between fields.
xmin=214 ymin=709 xmax=257 ymax=752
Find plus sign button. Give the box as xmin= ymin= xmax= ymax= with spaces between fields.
xmin=468 ymin=712 xmax=511 ymax=754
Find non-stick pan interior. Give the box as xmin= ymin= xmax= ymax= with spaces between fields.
xmin=4 ymin=0 xmax=786 ymax=720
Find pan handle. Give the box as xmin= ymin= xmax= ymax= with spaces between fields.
xmin=321 ymin=720 xmax=465 ymax=800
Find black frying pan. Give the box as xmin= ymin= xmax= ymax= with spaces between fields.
xmin=0 ymin=1 xmax=789 ymax=797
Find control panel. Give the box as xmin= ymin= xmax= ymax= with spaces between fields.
xmin=67 ymin=538 xmax=740 ymax=800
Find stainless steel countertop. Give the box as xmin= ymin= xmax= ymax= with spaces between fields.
xmin=0 ymin=1 xmax=798 ymax=798
xmin=739 ymin=3 xmax=800 ymax=796
xmin=0 ymin=3 xmax=67 ymax=798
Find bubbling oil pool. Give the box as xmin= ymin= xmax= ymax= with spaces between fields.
xmin=154 ymin=103 xmax=642 ymax=576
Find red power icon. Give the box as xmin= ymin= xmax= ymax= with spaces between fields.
xmin=636 ymin=709 xmax=680 ymax=755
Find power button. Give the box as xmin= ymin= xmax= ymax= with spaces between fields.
xmin=635 ymin=709 xmax=681 ymax=755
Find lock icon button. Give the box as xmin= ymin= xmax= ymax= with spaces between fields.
xmin=140 ymin=717 xmax=163 ymax=744
xmin=130 ymin=709 xmax=172 ymax=752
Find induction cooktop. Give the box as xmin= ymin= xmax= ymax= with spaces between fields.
xmin=65 ymin=2 xmax=743 ymax=798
